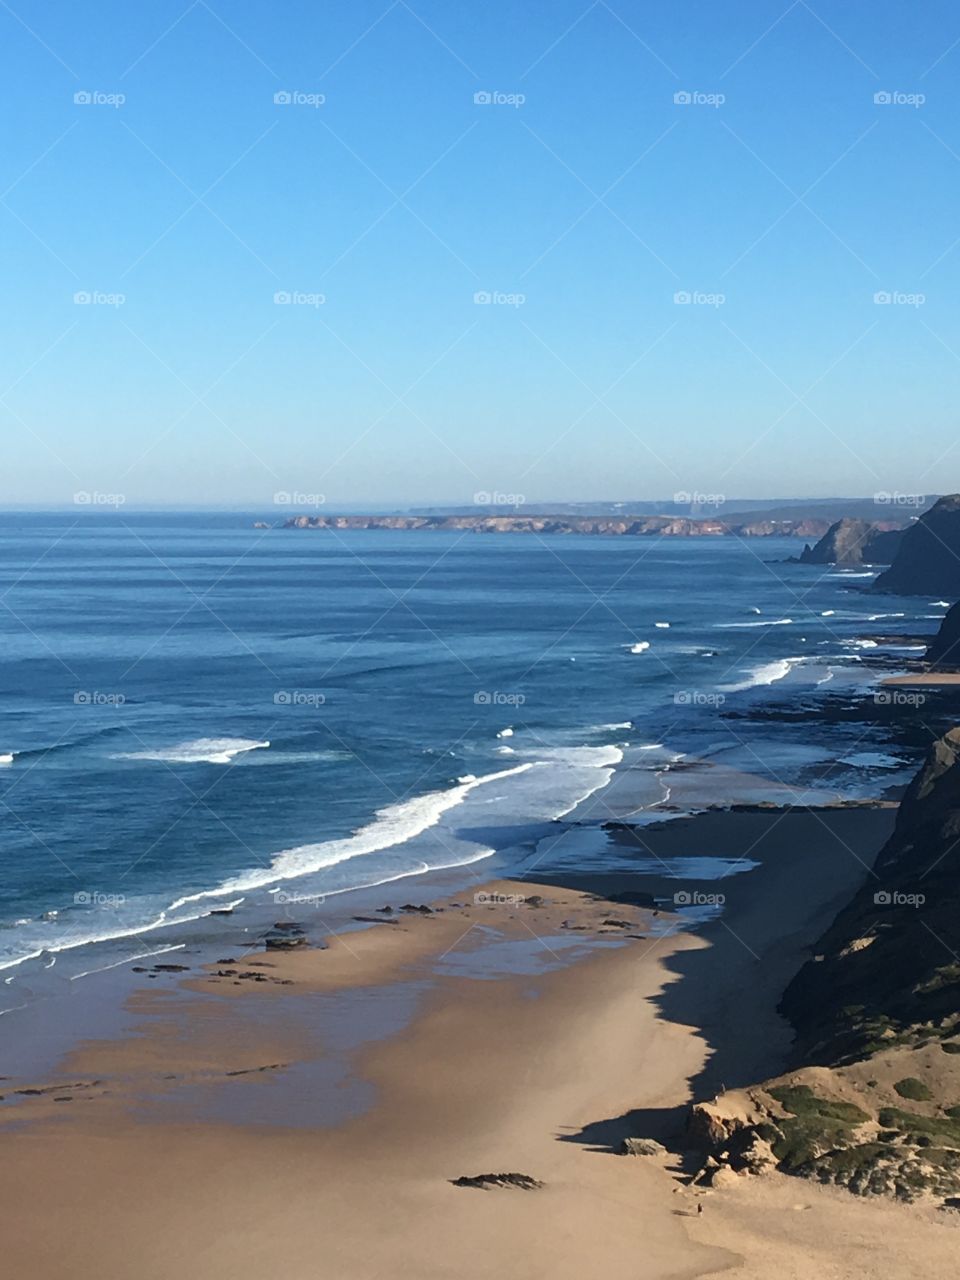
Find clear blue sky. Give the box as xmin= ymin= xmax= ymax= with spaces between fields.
xmin=2 ymin=0 xmax=959 ymax=507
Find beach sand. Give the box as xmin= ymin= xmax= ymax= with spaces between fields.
xmin=0 ymin=806 xmax=955 ymax=1279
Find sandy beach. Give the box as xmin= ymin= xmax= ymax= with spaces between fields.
xmin=1 ymin=803 xmax=954 ymax=1279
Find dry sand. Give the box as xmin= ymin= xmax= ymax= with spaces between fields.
xmin=0 ymin=808 xmax=955 ymax=1278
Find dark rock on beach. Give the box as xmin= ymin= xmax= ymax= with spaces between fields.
xmin=264 ymin=922 xmax=308 ymax=950
xmin=451 ymin=1172 xmax=544 ymax=1190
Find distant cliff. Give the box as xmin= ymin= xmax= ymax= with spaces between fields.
xmin=798 ymin=518 xmax=903 ymax=566
xmin=873 ymin=495 xmax=960 ymax=595
xmin=282 ymin=513 xmax=833 ymax=538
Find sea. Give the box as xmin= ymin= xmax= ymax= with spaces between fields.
xmin=0 ymin=512 xmax=942 ymax=996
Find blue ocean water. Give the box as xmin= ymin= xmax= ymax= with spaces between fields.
xmin=0 ymin=513 xmax=933 ymax=978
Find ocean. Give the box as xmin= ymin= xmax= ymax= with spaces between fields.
xmin=0 ymin=512 xmax=939 ymax=986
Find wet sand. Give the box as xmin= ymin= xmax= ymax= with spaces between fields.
xmin=0 ymin=808 xmax=955 ymax=1279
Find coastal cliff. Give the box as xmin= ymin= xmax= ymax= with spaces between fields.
xmin=797 ymin=518 xmax=903 ymax=566
xmin=873 ymin=495 xmax=960 ymax=595
xmin=686 ymin=730 xmax=960 ymax=1203
xmin=926 ymin=602 xmax=960 ymax=668
xmin=282 ymin=513 xmax=833 ymax=538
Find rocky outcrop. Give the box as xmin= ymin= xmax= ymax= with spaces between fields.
xmin=873 ymin=495 xmax=960 ymax=595
xmin=926 ymin=602 xmax=960 ymax=667
xmin=797 ymin=518 xmax=903 ymax=566
xmin=678 ymin=732 xmax=960 ymax=1204
xmin=451 ymin=1172 xmax=543 ymax=1190
xmin=779 ymin=727 xmax=960 ymax=1065
xmin=282 ymin=513 xmax=834 ymax=539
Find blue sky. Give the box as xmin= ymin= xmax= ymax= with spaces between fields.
xmin=2 ymin=0 xmax=959 ymax=507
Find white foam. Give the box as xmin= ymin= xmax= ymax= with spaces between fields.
xmin=168 ymin=763 xmax=535 ymax=909
xmin=626 ymin=641 xmax=650 ymax=653
xmin=654 ymin=621 xmax=670 ymax=628
xmin=720 ymin=657 xmax=804 ymax=693
xmin=839 ymin=752 xmax=908 ymax=769
xmin=932 ymin=601 xmax=952 ymax=608
xmin=0 ymin=753 xmax=13 ymax=765
xmin=715 ymin=618 xmax=794 ymax=629
xmin=113 ymin=737 xmax=270 ymax=765
xmin=496 ymin=727 xmax=514 ymax=738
